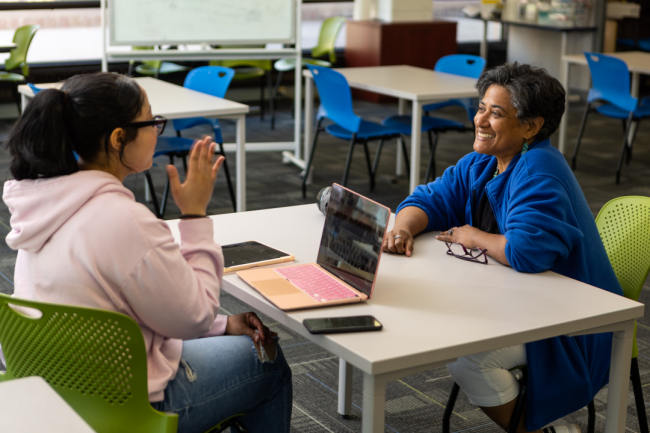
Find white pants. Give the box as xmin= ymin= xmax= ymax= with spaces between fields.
xmin=447 ymin=344 xmax=527 ymax=407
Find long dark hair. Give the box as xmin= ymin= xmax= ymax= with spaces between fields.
xmin=5 ymin=72 xmax=144 ymax=180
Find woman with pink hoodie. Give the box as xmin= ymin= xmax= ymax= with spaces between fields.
xmin=1 ymin=72 xmax=292 ymax=433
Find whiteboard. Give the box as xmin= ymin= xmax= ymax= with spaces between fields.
xmin=109 ymin=0 xmax=296 ymax=46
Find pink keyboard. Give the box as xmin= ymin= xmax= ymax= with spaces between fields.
xmin=274 ymin=265 xmax=359 ymax=302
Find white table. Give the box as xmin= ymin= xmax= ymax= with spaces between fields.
xmin=167 ymin=204 xmax=644 ymax=433
xmin=559 ymin=51 xmax=650 ymax=154
xmin=17 ymin=77 xmax=250 ymax=212
xmin=0 ymin=376 xmax=96 ymax=432
xmin=302 ymin=65 xmax=479 ymax=193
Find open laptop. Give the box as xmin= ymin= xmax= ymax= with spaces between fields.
xmin=236 ymin=184 xmax=391 ymax=311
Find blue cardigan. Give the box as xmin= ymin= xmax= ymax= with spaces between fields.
xmin=397 ymin=139 xmax=623 ymax=430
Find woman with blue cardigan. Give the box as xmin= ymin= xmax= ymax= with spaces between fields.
xmin=383 ymin=63 xmax=623 ymax=433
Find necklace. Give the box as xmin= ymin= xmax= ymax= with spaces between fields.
xmin=493 ymin=141 xmax=530 ymax=179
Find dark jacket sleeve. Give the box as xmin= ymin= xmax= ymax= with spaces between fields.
xmin=504 ymin=169 xmax=584 ymax=273
xmin=396 ymin=153 xmax=475 ymax=232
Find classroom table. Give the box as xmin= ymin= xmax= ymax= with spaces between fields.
xmin=17 ymin=77 xmax=250 ymax=212
xmin=0 ymin=42 xmax=16 ymax=53
xmin=167 ymin=204 xmax=644 ymax=433
xmin=302 ymin=65 xmax=479 ymax=193
xmin=559 ymin=51 xmax=650 ymax=154
xmin=0 ymin=376 xmax=96 ymax=432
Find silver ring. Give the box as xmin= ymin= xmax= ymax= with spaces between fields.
xmin=394 ymin=235 xmax=403 ymax=240
xmin=448 ymin=229 xmax=454 ymax=236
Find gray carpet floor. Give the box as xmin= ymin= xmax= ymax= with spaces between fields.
xmin=1 ymin=95 xmax=650 ymax=433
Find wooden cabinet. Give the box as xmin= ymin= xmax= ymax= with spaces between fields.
xmin=345 ymin=20 xmax=457 ymax=102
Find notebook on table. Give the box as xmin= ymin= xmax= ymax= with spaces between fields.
xmin=236 ymin=184 xmax=391 ymax=311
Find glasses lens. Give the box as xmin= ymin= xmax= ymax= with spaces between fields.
xmin=448 ymin=243 xmax=468 ymax=256
xmin=154 ymin=116 xmax=166 ymax=135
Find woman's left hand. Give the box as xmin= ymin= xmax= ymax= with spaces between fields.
xmin=225 ymin=312 xmax=277 ymax=345
xmin=436 ymin=224 xmax=482 ymax=249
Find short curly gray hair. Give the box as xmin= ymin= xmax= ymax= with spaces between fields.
xmin=476 ymin=62 xmax=565 ymax=142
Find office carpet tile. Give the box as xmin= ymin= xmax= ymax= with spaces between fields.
xmin=1 ymin=98 xmax=650 ymax=432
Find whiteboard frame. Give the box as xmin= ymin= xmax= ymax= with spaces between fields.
xmin=108 ymin=0 xmax=297 ymax=46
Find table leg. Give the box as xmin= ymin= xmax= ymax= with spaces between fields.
xmin=409 ymin=101 xmax=423 ymax=193
xmin=20 ymin=93 xmax=30 ymax=113
xmin=558 ymin=57 xmax=571 ymax=155
xmin=396 ymin=98 xmax=407 ymax=177
xmin=628 ymin=72 xmax=640 ymax=146
xmin=304 ymin=75 xmax=314 ymax=184
xmin=605 ymin=319 xmax=634 ymax=433
xmin=338 ymin=358 xmax=353 ymax=416
xmin=362 ymin=372 xmax=388 ymax=433
xmin=480 ymin=21 xmax=488 ymax=60
xmin=235 ymin=114 xmax=246 ymax=212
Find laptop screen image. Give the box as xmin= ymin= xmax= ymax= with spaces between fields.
xmin=317 ymin=184 xmax=390 ymax=297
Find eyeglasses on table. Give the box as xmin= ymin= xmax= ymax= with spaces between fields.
xmin=445 ymin=242 xmax=488 ymax=265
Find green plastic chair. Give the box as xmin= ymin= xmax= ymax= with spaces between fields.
xmin=0 ymin=293 xmax=247 ymax=433
xmin=594 ymin=196 xmax=650 ymax=433
xmin=209 ymin=45 xmax=273 ymax=123
xmin=271 ymin=17 xmax=346 ymax=129
xmin=0 ymin=24 xmax=39 ymax=113
xmin=128 ymin=46 xmax=190 ymax=79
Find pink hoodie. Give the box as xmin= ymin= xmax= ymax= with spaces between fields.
xmin=1 ymin=170 xmax=228 ymax=402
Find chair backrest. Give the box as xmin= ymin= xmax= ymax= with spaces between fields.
xmin=434 ymin=54 xmax=486 ymax=79
xmin=307 ymin=64 xmax=361 ymax=133
xmin=6 ymin=25 xmax=39 ymax=76
xmin=0 ymin=293 xmax=177 ymax=433
xmin=584 ymin=52 xmax=637 ymax=113
xmin=311 ymin=17 xmax=346 ymax=64
xmin=595 ymin=196 xmax=650 ymax=302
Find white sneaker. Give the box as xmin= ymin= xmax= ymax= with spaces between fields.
xmin=542 ymin=425 xmax=581 ymax=433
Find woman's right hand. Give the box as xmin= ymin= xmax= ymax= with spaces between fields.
xmin=167 ymin=136 xmax=224 ymax=215
xmin=383 ymin=227 xmax=415 ymax=257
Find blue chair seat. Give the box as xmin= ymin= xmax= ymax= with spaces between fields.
xmin=325 ymin=120 xmax=401 ymax=140
xmin=595 ymin=103 xmax=650 ymax=120
xmin=172 ymin=117 xmax=223 ymax=143
xmin=423 ymin=99 xmax=467 ymax=113
xmin=154 ymin=136 xmax=194 ymax=158
xmin=382 ymin=115 xmax=465 ymax=135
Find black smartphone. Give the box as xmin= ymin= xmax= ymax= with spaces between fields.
xmin=303 ymin=315 xmax=383 ymax=334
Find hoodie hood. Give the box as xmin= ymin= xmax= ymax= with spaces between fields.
xmin=3 ymin=170 xmax=134 ymax=252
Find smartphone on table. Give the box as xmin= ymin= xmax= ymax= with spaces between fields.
xmin=222 ymin=241 xmax=294 ymax=274
xmin=303 ymin=315 xmax=383 ymax=334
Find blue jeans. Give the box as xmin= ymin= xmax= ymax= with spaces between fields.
xmin=151 ymin=335 xmax=292 ymax=433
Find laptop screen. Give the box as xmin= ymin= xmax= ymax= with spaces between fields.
xmin=317 ymin=184 xmax=390 ymax=297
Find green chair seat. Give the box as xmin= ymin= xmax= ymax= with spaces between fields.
xmin=135 ymin=62 xmax=189 ymax=77
xmin=0 ymin=71 xmax=26 ymax=82
xmin=230 ymin=66 xmax=266 ymax=80
xmin=273 ymin=57 xmax=331 ymax=72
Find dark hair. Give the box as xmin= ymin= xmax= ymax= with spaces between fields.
xmin=5 ymin=72 xmax=144 ymax=180
xmin=476 ymin=62 xmax=565 ymax=142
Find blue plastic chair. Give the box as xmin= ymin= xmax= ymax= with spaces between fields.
xmin=304 ymin=64 xmax=407 ymax=198
xmin=144 ymin=66 xmax=237 ymax=217
xmin=572 ymin=52 xmax=650 ymax=184
xmin=381 ymin=55 xmax=486 ymax=183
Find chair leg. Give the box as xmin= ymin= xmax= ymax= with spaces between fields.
xmin=176 ymin=130 xmax=182 ymax=138
xmin=507 ymin=367 xmax=528 ymax=433
xmin=400 ymin=136 xmax=411 ymax=177
xmin=616 ymin=113 xmax=634 ymax=184
xmin=260 ymin=73 xmax=265 ymax=120
xmin=182 ymin=155 xmax=188 ymax=176
xmin=424 ymin=131 xmax=440 ymax=183
xmin=371 ymin=139 xmax=386 ymax=179
xmin=626 ymin=120 xmax=640 ymax=165
xmin=144 ymin=170 xmax=161 ymax=218
xmin=271 ymin=70 xmax=284 ymax=130
xmin=218 ymin=142 xmax=237 ymax=212
xmin=362 ymin=141 xmax=375 ymax=191
xmin=442 ymin=382 xmax=460 ymax=433
xmin=302 ymin=118 xmax=323 ymax=198
xmin=587 ymin=400 xmax=596 ymax=433
xmin=268 ymin=71 xmax=275 ymax=130
xmin=159 ymin=155 xmax=175 ymax=219
xmin=341 ymin=134 xmax=357 ymax=188
xmin=572 ymin=102 xmax=590 ymax=170
xmin=631 ymin=357 xmax=650 ymax=433
xmin=11 ymin=83 xmax=21 ymax=115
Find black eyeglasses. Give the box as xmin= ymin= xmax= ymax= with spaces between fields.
xmin=445 ymin=242 xmax=489 ymax=265
xmin=121 ymin=115 xmax=167 ymax=136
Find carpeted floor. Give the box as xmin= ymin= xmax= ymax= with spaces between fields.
xmin=1 ymin=94 xmax=650 ymax=433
